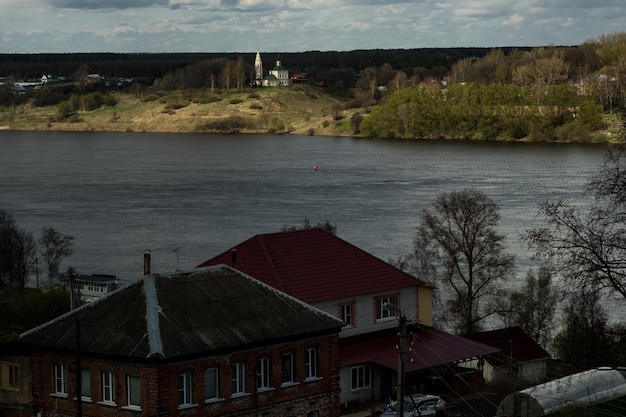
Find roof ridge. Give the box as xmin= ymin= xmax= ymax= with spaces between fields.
xmin=143 ymin=275 xmax=164 ymax=359
xmin=256 ymin=234 xmax=286 ymax=292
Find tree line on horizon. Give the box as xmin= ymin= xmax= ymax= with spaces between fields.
xmin=2 ymin=32 xmax=626 ymax=142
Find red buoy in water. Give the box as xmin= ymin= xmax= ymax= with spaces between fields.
xmin=313 ymin=165 xmax=318 ymax=171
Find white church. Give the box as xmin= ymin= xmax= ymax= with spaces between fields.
xmin=254 ymin=51 xmax=290 ymax=87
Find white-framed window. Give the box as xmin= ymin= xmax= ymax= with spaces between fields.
xmin=204 ymin=368 xmax=219 ymax=401
xmin=126 ymin=375 xmax=141 ymax=408
xmin=0 ymin=362 xmax=20 ymax=391
xmin=178 ymin=372 xmax=194 ymax=407
xmin=341 ymin=303 xmax=353 ymax=326
xmin=281 ymin=353 xmax=294 ymax=385
xmin=305 ymin=348 xmax=319 ymax=380
xmin=256 ymin=357 xmax=271 ymax=390
xmin=101 ymin=371 xmax=115 ymax=404
xmin=231 ymin=362 xmax=245 ymax=396
xmin=80 ymin=368 xmax=91 ymax=400
xmin=377 ymin=295 xmax=398 ymax=320
xmin=53 ymin=363 xmax=66 ymax=395
xmin=351 ymin=365 xmax=370 ymax=390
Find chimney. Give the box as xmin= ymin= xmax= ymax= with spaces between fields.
xmin=231 ymin=248 xmax=237 ymax=268
xmin=143 ymin=250 xmax=151 ymax=275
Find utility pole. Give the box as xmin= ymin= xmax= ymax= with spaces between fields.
xmin=67 ymin=267 xmax=77 ymax=310
xmin=75 ymin=318 xmax=82 ymax=417
xmin=384 ymin=303 xmax=407 ymax=417
xmin=397 ymin=314 xmax=407 ymax=417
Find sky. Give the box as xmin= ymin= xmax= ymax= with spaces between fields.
xmin=0 ymin=0 xmax=625 ymax=54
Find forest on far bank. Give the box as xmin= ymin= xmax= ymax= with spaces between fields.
xmin=2 ymin=32 xmax=626 ymax=141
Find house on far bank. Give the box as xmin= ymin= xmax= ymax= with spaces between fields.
xmin=460 ymin=326 xmax=551 ymax=386
xmin=1 ymin=266 xmax=344 ymax=417
xmin=74 ymin=273 xmax=121 ymax=302
xmin=197 ymin=229 xmax=500 ymax=405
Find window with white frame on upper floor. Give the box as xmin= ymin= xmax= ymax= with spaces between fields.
xmin=100 ymin=370 xmax=115 ymax=404
xmin=281 ymin=352 xmax=295 ymax=386
xmin=125 ymin=375 xmax=141 ymax=409
xmin=256 ymin=357 xmax=271 ymax=391
xmin=376 ymin=295 xmax=398 ymax=320
xmin=351 ymin=365 xmax=370 ymax=390
xmin=80 ymin=368 xmax=91 ymax=400
xmin=178 ymin=372 xmax=194 ymax=407
xmin=53 ymin=363 xmax=66 ymax=396
xmin=231 ymin=362 xmax=246 ymax=396
xmin=204 ymin=367 xmax=219 ymax=401
xmin=341 ymin=302 xmax=353 ymax=326
xmin=304 ymin=348 xmax=319 ymax=380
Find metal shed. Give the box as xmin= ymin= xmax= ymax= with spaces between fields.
xmin=496 ymin=368 xmax=626 ymax=417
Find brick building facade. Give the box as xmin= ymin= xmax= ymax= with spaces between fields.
xmin=2 ymin=266 xmax=344 ymax=417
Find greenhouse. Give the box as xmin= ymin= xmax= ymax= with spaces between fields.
xmin=496 ymin=367 xmax=626 ymax=416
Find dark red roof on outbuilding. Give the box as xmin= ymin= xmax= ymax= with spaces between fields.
xmin=197 ymin=229 xmax=428 ymax=303
xmin=340 ymin=325 xmax=501 ymax=372
xmin=463 ymin=326 xmax=550 ymax=366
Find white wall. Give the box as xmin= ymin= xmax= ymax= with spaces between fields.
xmin=311 ymin=287 xmax=420 ymax=338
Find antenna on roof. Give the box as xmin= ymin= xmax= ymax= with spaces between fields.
xmin=144 ymin=250 xmax=151 ymax=275
xmin=231 ymin=248 xmax=238 ymax=268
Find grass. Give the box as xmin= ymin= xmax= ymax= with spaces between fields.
xmin=0 ymin=86 xmax=362 ymax=137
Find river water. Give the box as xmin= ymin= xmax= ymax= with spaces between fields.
xmin=0 ymin=131 xmax=611 ymax=294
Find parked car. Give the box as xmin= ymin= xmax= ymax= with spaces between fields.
xmin=381 ymin=394 xmax=447 ymax=417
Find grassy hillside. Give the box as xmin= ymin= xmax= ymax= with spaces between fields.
xmin=0 ymin=86 xmax=363 ymax=137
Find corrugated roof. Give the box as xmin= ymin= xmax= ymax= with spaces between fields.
xmin=197 ymin=229 xmax=428 ymax=303
xmin=340 ymin=325 xmax=500 ymax=372
xmin=463 ymin=326 xmax=550 ymax=365
xmin=19 ymin=266 xmax=343 ymax=360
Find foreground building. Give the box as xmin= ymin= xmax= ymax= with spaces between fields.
xmin=198 ymin=229 xmax=499 ymax=404
xmin=2 ymin=266 xmax=344 ymax=417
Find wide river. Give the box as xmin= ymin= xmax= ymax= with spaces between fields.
xmin=0 ymin=131 xmax=613 ymax=298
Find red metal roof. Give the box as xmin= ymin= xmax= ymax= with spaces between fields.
xmin=197 ymin=229 xmax=428 ymax=303
xmin=462 ymin=326 xmax=550 ymax=366
xmin=340 ymin=325 xmax=501 ymax=372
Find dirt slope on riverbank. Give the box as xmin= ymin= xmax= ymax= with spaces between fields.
xmin=0 ymin=86 xmax=362 ymax=137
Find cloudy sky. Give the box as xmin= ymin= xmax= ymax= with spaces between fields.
xmin=1 ymin=0 xmax=624 ymax=54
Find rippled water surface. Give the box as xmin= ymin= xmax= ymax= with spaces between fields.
xmin=0 ymin=131 xmax=609 ymax=288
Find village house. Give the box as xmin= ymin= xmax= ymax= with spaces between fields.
xmin=74 ymin=273 xmax=121 ymax=302
xmin=0 ymin=266 xmax=344 ymax=417
xmin=197 ymin=229 xmax=499 ymax=405
xmin=459 ymin=326 xmax=551 ymax=387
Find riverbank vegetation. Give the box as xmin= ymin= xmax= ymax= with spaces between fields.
xmin=2 ymin=32 xmax=626 ymax=141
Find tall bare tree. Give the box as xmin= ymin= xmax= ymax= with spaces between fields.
xmin=0 ymin=209 xmax=37 ymax=288
xmin=39 ymin=227 xmax=74 ymax=286
xmin=417 ymin=189 xmax=515 ymax=335
xmin=526 ymin=148 xmax=626 ymax=302
xmin=496 ymin=267 xmax=559 ymax=347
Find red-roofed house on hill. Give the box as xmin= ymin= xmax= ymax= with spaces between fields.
xmin=197 ymin=229 xmax=500 ymax=404
xmin=460 ymin=326 xmax=551 ymax=386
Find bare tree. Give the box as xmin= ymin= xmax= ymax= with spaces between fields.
xmin=496 ymin=267 xmax=559 ymax=347
xmin=0 ymin=210 xmax=37 ymax=288
xmin=552 ymin=285 xmax=615 ymax=367
xmin=417 ymin=189 xmax=514 ymax=335
xmin=526 ymin=148 xmax=626 ymax=302
xmin=39 ymin=227 xmax=74 ymax=286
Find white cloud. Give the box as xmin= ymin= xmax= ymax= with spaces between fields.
xmin=0 ymin=0 xmax=622 ymax=53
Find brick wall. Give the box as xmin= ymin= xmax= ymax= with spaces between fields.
xmin=28 ymin=334 xmax=340 ymax=417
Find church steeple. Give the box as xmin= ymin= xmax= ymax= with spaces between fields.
xmin=254 ymin=50 xmax=263 ymax=83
